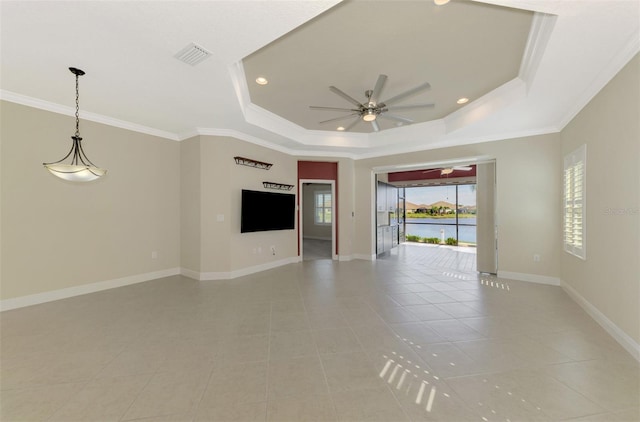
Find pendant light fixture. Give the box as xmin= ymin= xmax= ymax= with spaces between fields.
xmin=43 ymin=67 xmax=106 ymax=182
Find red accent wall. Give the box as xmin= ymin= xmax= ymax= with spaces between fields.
xmin=298 ymin=161 xmax=339 ymax=256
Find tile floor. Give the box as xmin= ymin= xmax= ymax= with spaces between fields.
xmin=1 ymin=244 xmax=638 ymax=421
xmin=302 ymin=238 xmax=332 ymax=261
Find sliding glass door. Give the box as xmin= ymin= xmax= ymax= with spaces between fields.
xmin=404 ymin=184 xmax=476 ymax=246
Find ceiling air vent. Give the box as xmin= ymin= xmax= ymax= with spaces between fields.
xmin=174 ymin=42 xmax=212 ymax=66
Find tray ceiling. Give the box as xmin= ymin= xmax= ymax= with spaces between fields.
xmin=243 ymin=1 xmax=533 ymax=133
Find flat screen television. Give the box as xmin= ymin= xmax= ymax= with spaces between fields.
xmin=241 ymin=189 xmax=296 ymax=233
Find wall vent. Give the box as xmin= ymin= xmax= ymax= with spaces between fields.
xmin=174 ymin=42 xmax=212 ymax=66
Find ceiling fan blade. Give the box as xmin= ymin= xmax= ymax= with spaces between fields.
xmin=381 ymin=82 xmax=431 ymax=107
xmin=371 ymin=120 xmax=380 ymax=132
xmin=344 ymin=116 xmax=361 ymax=131
xmin=378 ymin=113 xmax=414 ymax=124
xmin=453 ymin=166 xmax=473 ymax=171
xmin=319 ymin=113 xmax=359 ymax=124
xmin=385 ymin=103 xmax=435 ymax=111
xmin=329 ymin=86 xmax=363 ymax=107
xmin=310 ymin=106 xmax=359 ymax=112
xmin=369 ymin=74 xmax=387 ymax=105
xmin=422 ymin=168 xmax=441 ymax=173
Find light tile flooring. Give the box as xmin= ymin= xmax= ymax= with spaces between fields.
xmin=302 ymin=238 xmax=332 ymax=261
xmin=1 ymin=244 xmax=638 ymax=421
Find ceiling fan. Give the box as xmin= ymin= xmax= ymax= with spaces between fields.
xmin=309 ymin=74 xmax=434 ymax=132
xmin=423 ymin=166 xmax=473 ymax=176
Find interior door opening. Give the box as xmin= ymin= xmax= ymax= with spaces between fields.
xmin=300 ymin=181 xmax=336 ymax=261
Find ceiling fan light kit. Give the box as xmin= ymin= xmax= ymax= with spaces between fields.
xmin=362 ymin=109 xmax=377 ymax=122
xmin=43 ymin=67 xmax=107 ymax=182
xmin=422 ymin=166 xmax=473 ymax=176
xmin=441 ymin=168 xmax=455 ymax=175
xmin=310 ymin=74 xmax=434 ymax=133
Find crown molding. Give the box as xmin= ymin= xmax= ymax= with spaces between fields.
xmin=519 ymin=12 xmax=558 ymax=90
xmin=556 ymin=31 xmax=640 ymax=130
xmin=194 ymin=127 xmax=361 ymax=159
xmin=0 ymin=90 xmax=180 ymax=141
xmin=354 ymin=125 xmax=561 ymax=160
xmin=195 ymin=127 xmax=296 ymax=155
xmin=1 ymin=86 xmax=560 ymax=161
xmin=1 ymin=87 xmax=559 ymax=162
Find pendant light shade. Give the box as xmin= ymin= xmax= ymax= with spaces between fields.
xmin=43 ymin=67 xmax=106 ymax=182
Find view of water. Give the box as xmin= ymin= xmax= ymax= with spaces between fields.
xmin=405 ymin=217 xmax=477 ymax=244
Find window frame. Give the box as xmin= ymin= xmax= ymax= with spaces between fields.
xmin=563 ymin=144 xmax=586 ymax=260
xmin=314 ymin=191 xmax=332 ymax=225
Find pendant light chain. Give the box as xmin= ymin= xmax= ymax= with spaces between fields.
xmin=75 ymin=72 xmax=81 ymax=138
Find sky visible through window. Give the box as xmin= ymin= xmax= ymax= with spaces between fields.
xmin=405 ymin=185 xmax=476 ymax=207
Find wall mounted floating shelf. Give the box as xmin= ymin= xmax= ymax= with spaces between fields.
xmin=263 ymin=181 xmax=294 ymax=191
xmin=234 ymin=156 xmax=272 ymax=170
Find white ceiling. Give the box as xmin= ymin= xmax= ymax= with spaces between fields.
xmin=1 ymin=0 xmax=638 ymax=159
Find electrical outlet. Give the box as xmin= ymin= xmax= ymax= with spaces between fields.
xmin=270 ymin=245 xmax=276 ymax=255
xmin=533 ymin=254 xmax=541 ymax=262
xmin=258 ymin=246 xmax=262 ymax=254
xmin=151 ymin=251 xmax=158 ymax=259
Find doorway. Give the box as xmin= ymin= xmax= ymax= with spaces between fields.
xmin=404 ymin=184 xmax=477 ymax=247
xmin=377 ymin=160 xmax=497 ymax=274
xmin=300 ymin=180 xmax=336 ymax=260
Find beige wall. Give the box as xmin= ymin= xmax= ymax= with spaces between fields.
xmin=180 ymin=137 xmax=201 ymax=273
xmin=1 ymin=101 xmax=181 ymax=300
xmin=354 ymin=133 xmax=563 ymax=279
xmin=181 ymin=135 xmax=299 ymax=275
xmin=561 ymin=54 xmax=640 ymax=344
xmin=338 ymin=158 xmax=356 ymax=259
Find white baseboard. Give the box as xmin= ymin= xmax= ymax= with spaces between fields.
xmin=180 ymin=267 xmax=201 ymax=280
xmin=183 ymin=257 xmax=300 ymax=281
xmin=561 ymin=280 xmax=640 ymax=362
xmin=0 ymin=267 xmax=181 ymax=311
xmin=338 ymin=254 xmax=353 ymax=262
xmin=497 ymin=271 xmax=561 ymax=286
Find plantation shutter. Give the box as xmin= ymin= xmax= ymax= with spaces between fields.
xmin=563 ymin=145 xmax=586 ymax=259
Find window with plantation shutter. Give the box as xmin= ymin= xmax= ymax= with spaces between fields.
xmin=563 ymin=145 xmax=586 ymax=259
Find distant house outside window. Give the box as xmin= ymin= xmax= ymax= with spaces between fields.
xmin=315 ymin=191 xmax=332 ymax=225
xmin=563 ymin=144 xmax=586 ymax=260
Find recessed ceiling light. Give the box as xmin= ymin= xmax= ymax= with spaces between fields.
xmin=457 ymin=97 xmax=469 ymax=104
xmin=337 ymin=126 xmax=345 ymax=131
xmin=434 ymin=0 xmax=450 ymax=5
xmin=255 ymin=76 xmax=268 ymax=85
